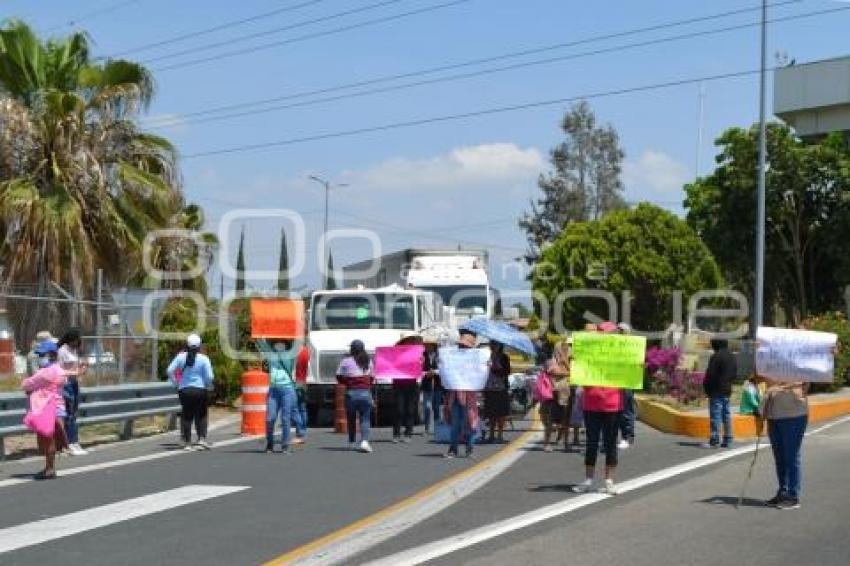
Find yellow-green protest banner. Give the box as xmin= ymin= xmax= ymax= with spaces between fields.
xmin=569 ymin=332 xmax=646 ymax=389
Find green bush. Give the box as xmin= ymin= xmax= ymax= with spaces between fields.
xmin=800 ymin=311 xmax=850 ymax=391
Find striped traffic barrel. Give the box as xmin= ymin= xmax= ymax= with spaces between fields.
xmin=241 ymin=369 xmax=269 ymax=435
xmin=334 ymin=383 xmax=347 ymax=434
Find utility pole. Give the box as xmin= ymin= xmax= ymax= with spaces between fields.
xmin=754 ymin=0 xmax=768 ymax=334
xmin=696 ymin=82 xmax=706 ymax=180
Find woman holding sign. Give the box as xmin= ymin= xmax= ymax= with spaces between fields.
xmin=762 ymin=380 xmax=808 ymax=509
xmin=573 ymin=322 xmax=623 ymax=495
xmin=444 ymin=330 xmax=481 ymax=459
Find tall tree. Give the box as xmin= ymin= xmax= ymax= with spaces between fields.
xmin=235 ymin=227 xmax=246 ymax=292
xmin=685 ymin=125 xmax=850 ymax=324
xmin=324 ymin=250 xmax=337 ymax=291
xmin=519 ymin=101 xmax=626 ymax=263
xmin=277 ymin=227 xmax=289 ymax=292
xmin=0 ymin=20 xmax=186 ymax=339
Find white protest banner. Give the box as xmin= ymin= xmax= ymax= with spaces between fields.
xmin=756 ymin=326 xmax=838 ymax=383
xmin=438 ymin=347 xmax=489 ymax=391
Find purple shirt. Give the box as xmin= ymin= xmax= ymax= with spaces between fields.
xmin=337 ymin=356 xmax=373 ymax=389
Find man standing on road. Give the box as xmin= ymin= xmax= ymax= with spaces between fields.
xmin=702 ymin=338 xmax=737 ymax=449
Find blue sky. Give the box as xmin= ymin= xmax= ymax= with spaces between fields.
xmin=7 ymin=0 xmax=850 ymax=298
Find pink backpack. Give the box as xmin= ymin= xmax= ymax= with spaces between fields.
xmin=533 ymin=370 xmax=554 ymax=402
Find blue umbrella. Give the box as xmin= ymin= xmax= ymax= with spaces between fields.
xmin=459 ymin=319 xmax=536 ymax=356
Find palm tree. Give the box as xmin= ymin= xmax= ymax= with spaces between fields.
xmin=0 ymin=21 xmax=187 ymax=339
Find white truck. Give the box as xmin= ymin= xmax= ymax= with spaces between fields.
xmin=342 ymin=248 xmax=498 ymax=324
xmin=305 ymin=285 xmax=445 ymax=424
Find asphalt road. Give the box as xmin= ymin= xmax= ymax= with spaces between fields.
xmin=1 ymin=416 xmax=848 ymax=566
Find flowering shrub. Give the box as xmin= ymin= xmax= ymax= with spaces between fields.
xmin=645 ymin=346 xmax=703 ymax=405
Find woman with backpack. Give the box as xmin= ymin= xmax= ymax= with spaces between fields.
xmin=167 ymin=334 xmax=215 ymax=451
xmin=336 ymin=340 xmax=374 ymax=453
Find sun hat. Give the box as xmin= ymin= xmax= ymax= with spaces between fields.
xmin=187 ymin=334 xmax=202 ymax=348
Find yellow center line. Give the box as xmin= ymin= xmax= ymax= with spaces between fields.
xmin=264 ymin=412 xmax=541 ymax=566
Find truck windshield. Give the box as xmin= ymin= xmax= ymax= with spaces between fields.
xmin=417 ymin=285 xmax=487 ymax=314
xmin=311 ymin=294 xmax=416 ymax=330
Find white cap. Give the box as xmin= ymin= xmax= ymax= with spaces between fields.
xmin=187 ymin=334 xmax=202 ymax=348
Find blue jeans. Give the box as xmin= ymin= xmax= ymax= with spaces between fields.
xmin=768 ymin=415 xmax=807 ymax=500
xmin=709 ymin=396 xmax=733 ymax=446
xmin=619 ymin=389 xmax=635 ymax=442
xmin=266 ymin=386 xmax=297 ymax=448
xmin=422 ymin=389 xmax=443 ymax=431
xmin=63 ymin=379 xmax=80 ymax=444
xmin=345 ymin=389 xmax=372 ymax=443
xmin=449 ymin=397 xmax=474 ymax=454
xmin=293 ymin=386 xmax=308 ymax=438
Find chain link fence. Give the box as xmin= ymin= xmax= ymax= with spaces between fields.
xmin=0 ymin=283 xmax=161 ymax=390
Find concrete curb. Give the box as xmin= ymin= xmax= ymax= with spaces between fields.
xmin=637 ymin=393 xmax=850 ymax=438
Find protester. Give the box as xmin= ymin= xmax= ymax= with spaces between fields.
xmin=26 ymin=331 xmax=55 ymax=376
xmin=547 ymin=341 xmax=571 ymax=451
xmin=740 ymin=375 xmax=761 ymax=417
xmin=445 ymin=330 xmax=480 ymax=459
xmin=392 ymin=366 xmax=419 ymax=443
xmin=167 ymin=334 xmax=215 ymax=451
xmin=617 ymin=322 xmax=636 ymax=449
xmin=336 ymin=340 xmax=374 ymax=453
xmin=421 ymin=339 xmax=442 ymax=434
xmin=573 ymin=322 xmax=623 ymax=495
xmin=702 ymin=338 xmax=737 ymax=449
xmin=21 ymin=340 xmax=68 ymax=479
xmin=294 ymin=342 xmax=310 ymax=442
xmin=762 ymin=378 xmax=808 ymax=509
xmin=257 ymin=338 xmax=299 ymax=453
xmin=535 ymin=362 xmax=557 ymax=453
xmin=57 ymin=328 xmax=87 ymax=456
xmin=483 ymin=340 xmax=511 ymax=444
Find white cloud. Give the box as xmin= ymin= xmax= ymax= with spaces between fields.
xmin=623 ymin=150 xmax=690 ymax=196
xmin=341 ymin=143 xmax=544 ymax=191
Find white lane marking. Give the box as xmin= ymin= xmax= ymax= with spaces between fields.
xmin=3 ymin=414 xmax=241 ymax=466
xmin=365 ymin=416 xmax=850 ymax=566
xmin=0 ymin=435 xmax=261 ymax=489
xmin=295 ymin=431 xmax=542 ymax=566
xmin=0 ymin=484 xmax=249 ymax=554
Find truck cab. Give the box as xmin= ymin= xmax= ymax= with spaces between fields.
xmin=306 ymin=285 xmax=443 ymax=423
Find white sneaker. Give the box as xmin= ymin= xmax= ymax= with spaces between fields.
xmin=572 ymin=478 xmax=594 ymax=493
xmin=600 ymin=479 xmax=618 ymax=495
xmin=359 ymin=440 xmax=373 ymax=453
xmin=196 ymin=439 xmax=213 ymax=450
xmin=68 ymin=443 xmax=88 ymax=456
xmin=617 ymin=439 xmax=630 ymax=450
xmin=183 ymin=443 xmax=195 ymax=451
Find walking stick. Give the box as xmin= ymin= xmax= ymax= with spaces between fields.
xmin=736 ymin=395 xmax=771 ymax=509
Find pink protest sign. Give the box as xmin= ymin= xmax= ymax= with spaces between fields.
xmin=374 ymin=345 xmax=425 ymax=381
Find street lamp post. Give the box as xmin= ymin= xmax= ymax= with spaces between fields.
xmin=754 ymin=0 xmax=768 ymax=334
xmin=308 ymin=175 xmax=348 ymax=288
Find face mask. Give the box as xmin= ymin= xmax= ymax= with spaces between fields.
xmin=273 ymin=343 xmax=287 ymax=352
xmin=38 ymin=356 xmax=51 ymax=368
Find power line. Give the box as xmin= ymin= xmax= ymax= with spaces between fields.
xmin=142 ymin=0 xmax=407 ymax=64
xmin=146 ymin=3 xmax=834 ymax=130
xmin=145 ymin=0 xmax=801 ymax=126
xmin=182 ymin=67 xmax=770 ymax=159
xmin=151 ymin=0 xmax=473 ymax=72
xmin=112 ymin=0 xmax=327 ymax=57
xmin=45 ymin=0 xmax=140 ymax=32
